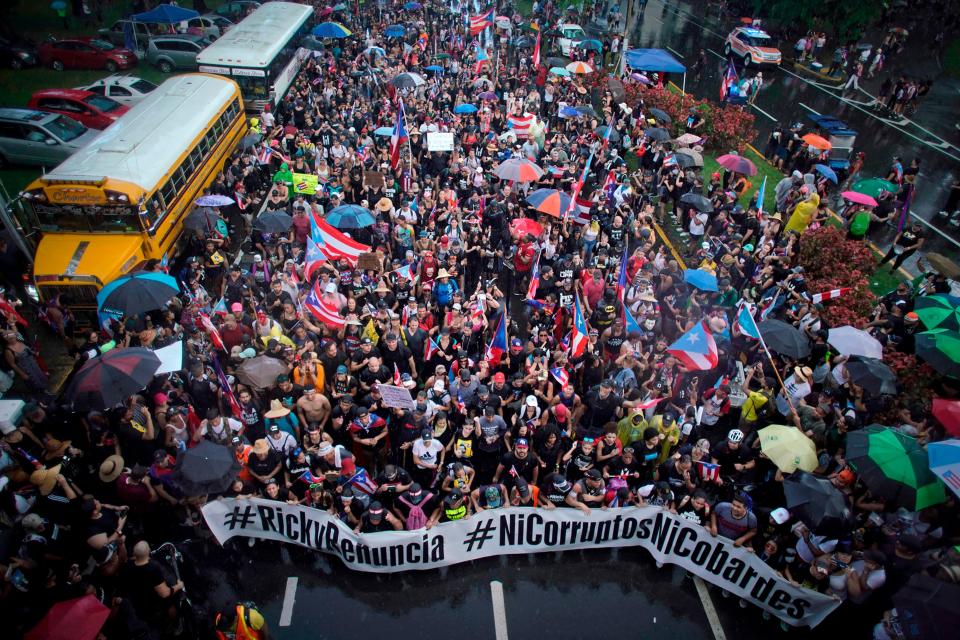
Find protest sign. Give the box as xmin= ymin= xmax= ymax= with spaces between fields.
xmin=292 ymin=173 xmax=318 ymax=194
xmin=427 ymin=132 xmax=454 ymax=151
xmin=376 ymin=384 xmax=415 ymax=409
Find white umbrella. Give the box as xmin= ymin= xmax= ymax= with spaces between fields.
xmin=828 ymin=326 xmax=884 ymax=359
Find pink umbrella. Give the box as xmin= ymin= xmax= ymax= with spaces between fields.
xmin=26 ymin=595 xmax=110 ymax=640
xmin=630 ymin=72 xmax=652 ymax=85
xmin=841 ymin=191 xmax=879 ymax=207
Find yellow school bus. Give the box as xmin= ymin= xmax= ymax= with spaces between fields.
xmin=21 ymin=73 xmax=246 ymax=308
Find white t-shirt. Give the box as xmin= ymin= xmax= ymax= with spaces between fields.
xmin=776 ymin=374 xmax=811 ymax=415
xmin=266 ymin=432 xmax=296 ymax=456
xmin=201 ymin=417 xmax=243 ymax=440
xmin=797 ymin=535 xmax=838 ymax=563
xmin=412 ymin=439 xmax=444 ymax=469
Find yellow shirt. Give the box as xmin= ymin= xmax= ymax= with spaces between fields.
xmin=741 ymin=390 xmax=769 ymax=422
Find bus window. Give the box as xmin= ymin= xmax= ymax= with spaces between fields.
xmin=143 ymin=197 xmax=165 ymax=230
xmin=34 ymin=204 xmax=141 ymax=233
xmin=232 ymin=74 xmax=268 ymax=101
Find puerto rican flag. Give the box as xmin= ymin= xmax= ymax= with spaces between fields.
xmin=570 ymin=292 xmax=589 ymax=358
xmin=305 ymin=237 xmax=327 ymax=280
xmin=390 ymin=98 xmax=408 ymax=170
xmin=550 ymin=367 xmax=569 ymax=387
xmin=667 ymin=321 xmax=718 ymax=371
xmin=634 ymin=396 xmax=666 ymax=411
xmin=424 ymin=337 xmax=440 ymax=361
xmin=311 ymin=213 xmax=370 ymax=263
xmin=303 ymin=280 xmax=345 ymax=328
xmin=734 ymin=301 xmax=761 ymax=340
xmin=347 ymin=468 xmax=379 ymax=495
xmin=395 ymin=263 xmax=416 ymax=281
xmin=485 ymin=309 xmax=509 ymax=366
xmin=470 ymin=7 xmax=494 ymax=35
xmin=258 ymin=146 xmax=272 ymax=165
xmin=198 ymin=312 xmax=226 ymax=352
xmin=211 ymin=354 xmax=242 ymax=418
xmin=697 ymin=460 xmax=721 ymax=482
xmin=720 ymin=58 xmax=738 ymax=101
xmin=508 ymin=113 xmax=536 ymax=139
xmin=532 ymin=32 xmax=541 ymax=69
xmin=212 ymin=297 xmax=228 ymax=316
xmin=615 ymin=244 xmax=629 ymax=304
xmin=526 ymin=251 xmax=541 ymax=300
xmin=475 ymin=46 xmax=490 ymax=74
xmin=810 ymin=288 xmax=851 ymax=304
xmin=393 ymin=363 xmax=402 ymax=386
xmin=570 ymin=195 xmax=592 ymax=226
xmin=624 ymin=306 xmax=644 ymax=334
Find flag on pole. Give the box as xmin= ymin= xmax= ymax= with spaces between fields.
xmin=347 ymin=468 xmax=379 ymax=495
xmin=303 ymin=280 xmax=345 ymax=328
xmin=311 ymin=213 xmax=371 ymax=262
xmin=570 ymin=293 xmax=590 ymax=357
xmin=424 ymin=337 xmax=440 ymax=361
xmin=810 ymin=288 xmax=851 ymax=304
xmin=667 ymin=321 xmax=719 ymax=371
xmin=734 ymin=301 xmax=762 ymax=340
xmin=624 ymin=306 xmax=644 ymax=334
xmin=526 ymin=251 xmax=542 ymax=300
xmin=393 ymin=363 xmax=402 ymax=386
xmin=719 ymin=59 xmax=738 ymax=101
xmin=469 ymin=8 xmax=494 ymax=35
xmin=615 ymin=244 xmax=629 ymax=304
xmin=485 ymin=309 xmax=509 ymax=366
xmin=754 ymin=176 xmax=767 ymax=220
xmin=212 ymin=297 xmax=228 ymax=316
xmin=634 ymin=396 xmax=666 ymax=411
xmin=532 ymin=32 xmax=541 ymax=69
xmin=363 ymin=319 xmax=380 ymax=345
xmin=211 ymin=354 xmax=242 ymax=418
xmin=390 ymin=98 xmax=408 ymax=170
xmin=198 ymin=312 xmax=226 ymax=352
xmin=475 ymin=45 xmax=490 ymax=74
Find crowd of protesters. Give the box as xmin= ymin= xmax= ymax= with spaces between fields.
xmin=1 ymin=0 xmax=959 ymax=638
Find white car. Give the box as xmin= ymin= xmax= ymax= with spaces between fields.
xmin=77 ymin=75 xmax=159 ymax=105
xmin=556 ymin=23 xmax=586 ymax=57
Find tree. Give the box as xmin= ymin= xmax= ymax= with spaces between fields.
xmin=755 ymin=0 xmax=886 ymax=41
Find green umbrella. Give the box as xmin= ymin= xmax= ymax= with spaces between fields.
xmin=851 ymin=177 xmax=899 ymax=198
xmin=914 ymin=294 xmax=960 ymax=331
xmin=915 ymin=329 xmax=960 ymax=378
xmin=846 ymin=425 xmax=946 ymax=511
xmin=434 ymin=53 xmax=451 ymax=59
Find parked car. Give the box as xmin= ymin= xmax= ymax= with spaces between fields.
xmin=184 ymin=14 xmax=234 ymax=39
xmin=37 ymin=37 xmax=136 ymax=72
xmin=27 ymin=89 xmax=129 ymax=130
xmin=0 ymin=108 xmax=99 ymax=168
xmin=146 ymin=34 xmax=212 ymax=73
xmin=97 ymin=20 xmax=155 ymax=48
xmin=723 ymin=27 xmax=782 ymax=67
xmin=77 ymin=75 xmax=158 ymax=105
xmin=214 ymin=1 xmax=261 ymax=22
xmin=0 ymin=36 xmax=38 ymax=70
xmin=555 ymin=24 xmax=586 ymax=57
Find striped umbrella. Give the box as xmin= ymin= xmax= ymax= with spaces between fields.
xmin=916 ymin=329 xmax=960 ymax=378
xmin=493 ymin=158 xmax=544 ymax=183
xmin=66 ymin=348 xmax=161 ymax=410
xmin=96 ymin=271 xmax=179 ymax=317
xmin=525 ymin=188 xmax=571 ymax=218
xmin=914 ymin=294 xmax=960 ymax=331
xmin=847 ymin=425 xmax=947 ymax=511
xmin=565 ymin=61 xmax=594 ymax=74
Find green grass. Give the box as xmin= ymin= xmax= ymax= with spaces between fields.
xmin=515 ymin=0 xmax=534 ymax=17
xmin=945 ymin=39 xmax=960 ymax=80
xmin=702 ymin=146 xmax=780 ymax=214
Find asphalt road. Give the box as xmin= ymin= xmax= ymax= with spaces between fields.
xmin=622 ymin=0 xmax=960 ymax=264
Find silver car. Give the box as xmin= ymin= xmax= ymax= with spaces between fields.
xmin=0 ymin=108 xmax=98 ymax=168
xmin=146 ymin=34 xmax=212 ymax=73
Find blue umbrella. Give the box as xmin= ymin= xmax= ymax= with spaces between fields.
xmin=312 ymin=22 xmax=353 ymax=38
xmin=454 ymin=103 xmax=478 ymax=114
xmin=814 ymin=164 xmax=838 ymax=184
xmin=558 ymin=105 xmax=580 ymax=119
xmin=365 ymin=46 xmax=386 ymax=56
xmin=325 ymin=205 xmax=376 ymax=229
xmin=424 ymin=65 xmax=444 ymax=73
xmin=374 ymin=126 xmax=394 ymax=136
xmin=403 ymin=1 xmax=422 ymax=9
xmin=385 ymin=25 xmax=405 ymax=38
xmin=548 ymin=66 xmax=571 ymax=77
xmin=575 ymin=39 xmax=603 ymax=51
xmin=928 ymin=439 xmax=960 ymax=498
xmin=683 ymin=269 xmax=719 ymax=292
xmin=97 ymin=271 xmax=180 ymax=316
xmin=525 ymin=189 xmax=571 ymax=218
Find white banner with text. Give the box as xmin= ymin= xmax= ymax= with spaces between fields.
xmin=202 ymin=499 xmax=839 ymax=627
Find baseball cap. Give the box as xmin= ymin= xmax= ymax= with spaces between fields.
xmin=510 ymin=338 xmax=523 ymax=348
xmin=554 ymin=403 xmax=568 ymax=421
xmin=493 ymin=372 xmax=505 ymax=383
xmin=367 ymin=502 xmax=385 ymax=521
xmin=585 ymin=468 xmax=602 ymax=480
xmin=515 ymin=438 xmax=529 ymax=448
xmin=231 ymin=302 xmax=243 ymax=312
xmin=337 ymin=364 xmax=348 ymax=374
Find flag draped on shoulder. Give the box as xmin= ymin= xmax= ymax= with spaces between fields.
xmin=667 ymin=321 xmax=718 ymax=371
xmin=485 ymin=309 xmax=508 ymax=366
xmin=304 ymin=280 xmax=345 ymax=328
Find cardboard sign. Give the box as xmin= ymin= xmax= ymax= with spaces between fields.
xmin=364 ymin=171 xmax=385 ymax=189
xmin=376 ymin=384 xmax=415 ymax=409
xmin=357 ymin=252 xmax=382 ymax=272
xmin=427 ymin=131 xmax=455 ymax=152
xmin=292 ymin=173 xmax=318 ymax=195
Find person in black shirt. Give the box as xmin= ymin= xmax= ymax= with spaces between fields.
xmin=629 ymin=428 xmax=662 ymax=484
xmin=580 ymin=380 xmax=623 ymax=438
xmin=379 ymin=333 xmax=417 ymax=377
xmin=879 ymin=221 xmax=925 ymax=273
xmin=603 ymin=447 xmax=642 ymax=489
xmin=124 ymin=540 xmax=182 ymax=623
xmin=494 ymin=438 xmax=540 ymax=489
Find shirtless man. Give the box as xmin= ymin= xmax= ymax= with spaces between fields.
xmin=297 ymin=387 xmax=330 ymax=432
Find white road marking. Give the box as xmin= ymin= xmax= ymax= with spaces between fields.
xmin=748 ymin=102 xmax=778 ymax=122
xmin=693 ymin=577 xmax=728 ymax=640
xmin=490 ymin=580 xmax=509 ymax=640
xmin=279 ymin=577 xmax=298 ymax=627
xmin=706 ymin=48 xmax=726 ymax=61
xmin=665 ymin=46 xmax=685 ymax=58
xmin=798 ymin=102 xmax=821 ymax=115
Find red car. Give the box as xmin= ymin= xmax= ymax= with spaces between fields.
xmin=37 ymin=37 xmax=136 ymax=72
xmin=27 ymin=89 xmax=129 ymax=130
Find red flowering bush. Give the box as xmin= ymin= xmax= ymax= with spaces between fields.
xmin=798 ymin=227 xmax=876 ymax=327
xmin=881 ymin=351 xmax=937 ymax=410
xmin=618 ymin=82 xmax=758 ymax=152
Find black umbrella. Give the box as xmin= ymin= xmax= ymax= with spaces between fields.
xmin=644 ymin=127 xmax=671 ymax=142
xmin=844 ymin=355 xmax=898 ymax=395
xmin=649 ymin=107 xmax=672 ymax=124
xmin=171 ymin=440 xmax=241 ymax=496
xmin=65 ymin=348 xmax=161 ymax=410
xmin=545 ymin=56 xmax=569 ymax=67
xmin=606 ymin=77 xmax=626 ymax=102
xmin=673 ymin=153 xmax=697 ymax=169
xmin=253 ymin=211 xmax=294 ymax=234
xmin=756 ymin=319 xmax=811 ymax=359
xmin=595 ymin=125 xmax=620 ymax=142
xmin=183 ymin=207 xmax=221 ymax=232
xmin=96 ymin=271 xmax=180 ymax=317
xmin=679 ymin=192 xmax=714 ymax=213
xmin=783 ymin=471 xmax=854 ymax=536
xmin=893 ymin=574 xmax=960 ymax=640
xmin=513 ymin=35 xmax=535 ymax=48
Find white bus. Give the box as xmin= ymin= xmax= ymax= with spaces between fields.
xmin=196 ymin=1 xmax=314 ymax=112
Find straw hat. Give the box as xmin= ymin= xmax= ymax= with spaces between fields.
xmin=99 ymin=455 xmax=125 ymax=483
xmin=252 ymin=439 xmax=270 ymax=455
xmin=375 ymin=281 xmax=391 ymax=293
xmin=30 ymin=465 xmax=62 ymax=496
xmin=375 ymin=197 xmax=394 ymax=212
xmin=264 ymin=399 xmax=291 ymax=419
xmin=794 ymin=366 xmax=813 ymax=383
xmin=436 ymin=268 xmax=452 ymax=279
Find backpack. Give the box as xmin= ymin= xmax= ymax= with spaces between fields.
xmin=398 ymin=492 xmax=433 ymax=530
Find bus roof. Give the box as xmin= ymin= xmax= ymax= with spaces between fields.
xmin=39 ymin=74 xmax=238 ymax=193
xmin=196 ymin=2 xmax=314 ymax=68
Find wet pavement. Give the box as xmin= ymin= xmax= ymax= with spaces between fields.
xmin=621 ymin=0 xmax=960 ymax=264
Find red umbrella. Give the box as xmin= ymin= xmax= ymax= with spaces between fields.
xmin=26 ymin=595 xmax=110 ymax=640
xmin=932 ymin=399 xmax=960 ymax=436
xmin=841 ymin=190 xmax=879 ymax=207
xmin=510 ymin=217 xmax=544 ymax=238
xmin=716 ymin=153 xmax=757 ymax=176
